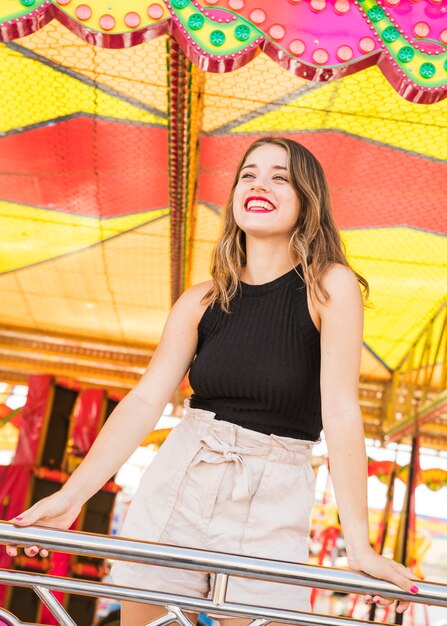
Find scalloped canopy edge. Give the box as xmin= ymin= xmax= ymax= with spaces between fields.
xmin=1 ymin=0 xmax=447 ymax=104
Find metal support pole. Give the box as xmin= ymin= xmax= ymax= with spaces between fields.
xmin=167 ymin=35 xmax=204 ymax=305
xmin=211 ymin=573 xmax=229 ymax=606
xmin=0 ymin=607 xmax=36 ymax=626
xmin=33 ymin=586 xmax=77 ymax=626
xmin=167 ymin=605 xmax=196 ymax=626
xmin=143 ymin=610 xmax=178 ymax=626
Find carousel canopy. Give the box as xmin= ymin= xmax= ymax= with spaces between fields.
xmin=0 ymin=0 xmax=446 ymax=445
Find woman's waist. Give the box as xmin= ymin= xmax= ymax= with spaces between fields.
xmin=188 ymin=395 xmax=321 ymax=440
xmin=183 ymin=398 xmax=317 ymax=465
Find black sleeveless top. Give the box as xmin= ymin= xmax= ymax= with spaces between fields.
xmin=188 ymin=265 xmax=322 ymax=441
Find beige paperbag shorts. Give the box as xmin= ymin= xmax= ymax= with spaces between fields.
xmin=111 ymin=400 xmax=316 ymax=613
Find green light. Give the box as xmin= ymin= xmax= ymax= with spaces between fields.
xmin=368 ymin=6 xmax=385 ymax=22
xmin=234 ymin=24 xmax=250 ymax=42
xmin=397 ymin=47 xmax=415 ymax=63
xmin=172 ymin=0 xmax=189 ymax=8
xmin=419 ymin=62 xmax=436 ymax=79
xmin=382 ymin=26 xmax=399 ymax=43
xmin=210 ymin=30 xmax=226 ymax=47
xmin=188 ymin=14 xmax=204 ymax=30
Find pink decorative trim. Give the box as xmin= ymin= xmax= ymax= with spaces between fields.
xmin=0 ymin=1 xmax=446 ymax=103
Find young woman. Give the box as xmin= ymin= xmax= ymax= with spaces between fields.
xmin=8 ymin=137 xmax=418 ymax=625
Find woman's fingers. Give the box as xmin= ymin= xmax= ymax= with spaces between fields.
xmin=365 ymin=595 xmax=410 ymax=614
xmin=388 ymin=561 xmax=420 ymax=614
xmin=379 ymin=559 xmax=419 ymax=595
xmin=396 ymin=601 xmax=410 ymax=614
xmin=5 ymin=544 xmax=49 ymax=558
xmin=4 ymin=492 xmax=79 ymax=559
xmin=6 ymin=503 xmax=50 ymax=558
xmin=356 ymin=553 xmax=420 ymax=615
xmin=5 ymin=515 xmax=27 ymax=557
xmin=24 ymin=545 xmax=40 ymax=557
xmin=372 ymin=595 xmax=393 ymax=606
xmin=394 ymin=562 xmax=419 ymax=587
xmin=10 ymin=502 xmax=46 ymax=526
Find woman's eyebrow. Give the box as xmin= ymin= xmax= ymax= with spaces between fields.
xmin=240 ymin=164 xmax=288 ymax=171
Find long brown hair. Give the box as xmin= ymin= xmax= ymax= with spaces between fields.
xmin=204 ymin=137 xmax=369 ymax=312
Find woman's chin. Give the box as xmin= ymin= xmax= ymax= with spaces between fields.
xmin=240 ymin=226 xmax=290 ymax=240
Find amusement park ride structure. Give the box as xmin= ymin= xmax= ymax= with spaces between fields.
xmin=0 ymin=0 xmax=447 ymax=626
xmin=0 ymin=0 xmax=445 ymax=447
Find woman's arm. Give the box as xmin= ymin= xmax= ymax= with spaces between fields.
xmin=318 ymin=264 xmax=418 ymax=613
xmin=7 ymin=282 xmax=211 ymax=540
xmin=62 ymin=281 xmax=210 ymax=503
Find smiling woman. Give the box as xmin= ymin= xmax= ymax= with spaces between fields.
xmin=204 ymin=137 xmax=368 ymax=313
xmin=8 ymin=137 xmax=420 ymax=626
xmin=236 ymin=146 xmax=300 ymax=230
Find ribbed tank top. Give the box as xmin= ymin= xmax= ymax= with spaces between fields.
xmin=188 ymin=265 xmax=322 ymax=441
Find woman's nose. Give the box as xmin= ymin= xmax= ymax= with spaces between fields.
xmin=251 ymin=179 xmax=270 ymax=192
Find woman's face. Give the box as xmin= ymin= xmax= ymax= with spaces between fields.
xmin=232 ymin=144 xmax=301 ymax=238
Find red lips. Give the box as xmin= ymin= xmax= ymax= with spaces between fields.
xmin=244 ymin=195 xmax=276 ymax=211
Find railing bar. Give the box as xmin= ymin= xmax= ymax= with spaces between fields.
xmin=143 ymin=609 xmax=178 ymax=626
xmin=33 ymin=585 xmax=78 ymax=626
xmin=0 ymin=607 xmax=37 ymax=626
xmin=246 ymin=619 xmax=271 ymax=626
xmin=0 ymin=571 xmax=383 ymax=626
xmin=2 ymin=556 xmax=436 ymax=606
xmin=0 ymin=523 xmax=440 ymax=602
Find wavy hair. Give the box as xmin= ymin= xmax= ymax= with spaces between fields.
xmin=203 ymin=137 xmax=369 ymax=312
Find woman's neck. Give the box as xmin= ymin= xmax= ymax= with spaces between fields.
xmin=240 ymin=238 xmax=299 ymax=285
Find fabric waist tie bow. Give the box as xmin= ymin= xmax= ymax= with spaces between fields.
xmin=193 ymin=431 xmax=269 ymax=502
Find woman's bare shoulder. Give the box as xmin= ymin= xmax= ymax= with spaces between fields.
xmin=182 ymin=280 xmax=213 ymax=304
xmin=178 ymin=280 xmax=214 ymax=325
xmin=313 ymin=263 xmax=362 ymax=321
xmin=321 ymin=263 xmax=360 ymax=296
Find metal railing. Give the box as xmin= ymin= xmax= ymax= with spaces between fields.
xmin=0 ymin=522 xmax=446 ymax=626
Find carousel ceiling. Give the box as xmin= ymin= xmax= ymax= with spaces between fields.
xmin=0 ymin=0 xmax=446 ymax=442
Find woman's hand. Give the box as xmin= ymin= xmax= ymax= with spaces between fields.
xmin=6 ymin=490 xmax=82 ymax=559
xmin=348 ymin=547 xmax=419 ymax=614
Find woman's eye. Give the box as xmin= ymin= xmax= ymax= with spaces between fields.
xmin=240 ymin=173 xmax=288 ymax=181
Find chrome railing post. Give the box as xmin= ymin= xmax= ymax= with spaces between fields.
xmin=166 ymin=605 xmax=196 ymax=626
xmin=211 ymin=573 xmax=229 ymax=606
xmin=143 ymin=609 xmax=177 ymax=626
xmin=33 ymin=586 xmax=77 ymax=626
xmin=0 ymin=607 xmax=38 ymax=626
